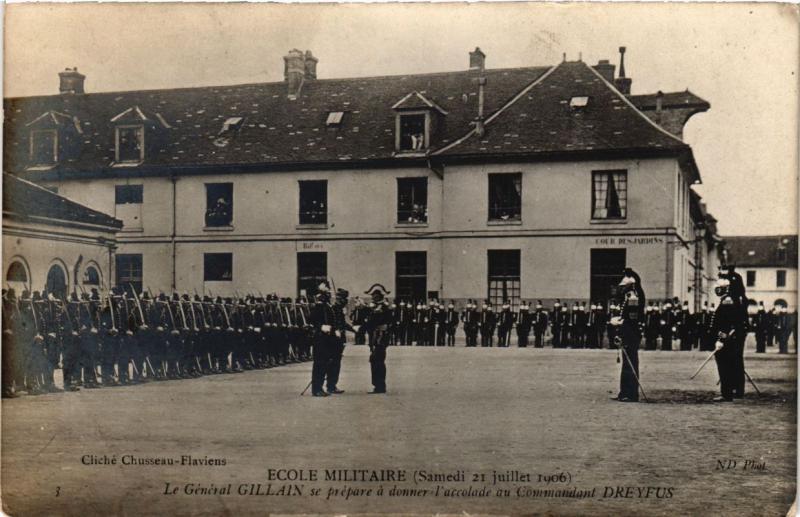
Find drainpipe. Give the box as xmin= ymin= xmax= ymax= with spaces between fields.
xmin=171 ymin=172 xmax=177 ymax=292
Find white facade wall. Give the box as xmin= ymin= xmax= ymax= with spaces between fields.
xmin=47 ymin=156 xmax=708 ymax=304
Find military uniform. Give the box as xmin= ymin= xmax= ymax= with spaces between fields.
xmin=461 ymin=300 xmax=479 ymax=347
xmin=362 ymin=285 xmax=392 ymax=394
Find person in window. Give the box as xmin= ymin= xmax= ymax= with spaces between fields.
xmin=610 ymin=268 xmax=646 ymax=402
xmin=206 ymin=197 xmax=231 ymax=227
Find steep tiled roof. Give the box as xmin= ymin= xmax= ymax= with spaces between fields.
xmin=4 ymin=59 xmax=697 ymax=177
xmin=724 ymin=235 xmax=798 ymax=268
xmin=2 ymin=172 xmax=122 ymax=230
xmin=436 ymin=61 xmax=690 ymax=158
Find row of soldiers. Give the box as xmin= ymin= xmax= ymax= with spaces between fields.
xmin=348 ymin=297 xmax=795 ymax=351
xmin=1 ymin=287 xmax=317 ymax=398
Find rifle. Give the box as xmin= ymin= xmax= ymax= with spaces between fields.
xmin=107 ymin=293 xmax=119 ymax=335
xmin=176 ymin=298 xmax=190 ymax=331
xmin=130 ymin=284 xmax=147 ymax=328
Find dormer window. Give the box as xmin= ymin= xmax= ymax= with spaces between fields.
xmin=116 ymin=125 xmax=144 ymax=163
xmin=392 ymin=91 xmax=447 ymax=154
xmin=29 ymin=129 xmax=57 ymax=167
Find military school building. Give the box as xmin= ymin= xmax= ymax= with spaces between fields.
xmin=3 ymin=46 xmax=725 ymax=309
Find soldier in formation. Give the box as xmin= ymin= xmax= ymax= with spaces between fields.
xmin=1 ymin=287 xmax=315 ymax=398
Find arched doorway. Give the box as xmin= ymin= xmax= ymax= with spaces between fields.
xmin=46 ymin=264 xmax=68 ymax=299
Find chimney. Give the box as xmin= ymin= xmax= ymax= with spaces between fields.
xmin=304 ymin=50 xmax=318 ymax=80
xmin=475 ymin=76 xmax=486 ymax=137
xmin=283 ymin=49 xmax=306 ymax=97
xmin=59 ymin=67 xmax=85 ymax=94
xmin=614 ymin=46 xmax=632 ymax=94
xmin=593 ymin=59 xmax=615 ymax=83
xmin=469 ymin=47 xmax=486 ymax=72
xmin=655 ymin=90 xmax=664 ymax=123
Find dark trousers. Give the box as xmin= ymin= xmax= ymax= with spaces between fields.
xmin=552 ymin=328 xmax=561 ymax=348
xmin=311 ymin=337 xmax=331 ymax=394
xmin=618 ymin=322 xmax=641 ymax=401
xmin=369 ymin=345 xmax=387 ymax=392
xmin=465 ymin=329 xmax=478 ymax=347
xmin=534 ymin=330 xmax=544 ymax=348
xmin=756 ymin=332 xmax=767 ymax=353
xmin=480 ymin=328 xmax=493 ymax=347
xmin=326 ymin=341 xmax=344 ymax=392
xmin=715 ymin=346 xmax=736 ymax=400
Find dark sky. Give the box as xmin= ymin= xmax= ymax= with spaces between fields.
xmin=5 ymin=2 xmax=798 ymax=236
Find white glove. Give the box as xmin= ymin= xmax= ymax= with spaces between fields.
xmin=715 ymin=341 xmax=724 ymax=352
xmin=321 ymin=324 xmax=332 ymax=334
xmin=609 ymin=316 xmax=623 ymax=326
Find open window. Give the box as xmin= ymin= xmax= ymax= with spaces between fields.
xmin=116 ymin=125 xmax=144 ymax=163
xmin=204 ymin=253 xmax=233 ymax=282
xmin=592 ymin=170 xmax=628 ymax=220
xmin=115 ymin=184 xmax=144 ymax=230
xmin=29 ymin=129 xmax=58 ymax=167
xmin=205 ymin=183 xmax=233 ymax=228
xmin=488 ymin=173 xmax=522 ymax=221
xmin=392 ymin=92 xmax=447 ymax=154
xmin=25 ymin=110 xmax=82 ymax=169
xmin=299 ymin=180 xmax=327 ymax=225
xmin=397 ymin=177 xmax=428 ymax=224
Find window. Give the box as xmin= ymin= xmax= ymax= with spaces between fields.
xmin=488 ymin=173 xmax=522 ymax=221
xmin=116 ymin=254 xmax=143 ymax=295
xmin=30 ymin=129 xmax=57 ymax=166
xmin=83 ymin=265 xmax=100 ymax=286
xmin=299 ymin=180 xmax=327 ymax=225
xmin=204 ymin=253 xmax=233 ymax=282
xmin=777 ymin=270 xmax=787 ymax=288
xmin=116 ymin=125 xmax=144 ymax=163
xmin=488 ymin=250 xmax=521 ymax=308
xmin=326 ymin=112 xmax=344 ymax=126
xmin=592 ymin=170 xmax=627 ymax=220
xmin=115 ymin=185 xmax=143 ymax=204
xmin=397 ymin=177 xmax=428 ymax=224
xmin=398 ymin=113 xmax=427 ymax=151
xmin=6 ymin=261 xmax=28 ymax=283
xmin=395 ymin=251 xmax=427 ymax=302
xmin=297 ymin=252 xmax=327 ymax=297
xmin=746 ymin=270 xmax=756 ymax=288
xmin=205 ymin=183 xmax=233 ymax=227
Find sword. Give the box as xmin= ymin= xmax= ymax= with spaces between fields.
xmin=744 ymin=370 xmax=761 ymax=396
xmin=690 ymin=349 xmax=719 ymax=380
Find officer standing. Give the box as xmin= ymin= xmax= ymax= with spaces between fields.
xmin=479 ymin=301 xmax=496 ymax=347
xmin=550 ymin=300 xmax=563 ymax=348
xmin=611 ymin=268 xmax=646 ymax=403
xmin=709 ymin=271 xmax=748 ymax=401
xmin=462 ymin=300 xmax=479 ymax=347
xmin=753 ymin=301 xmax=768 ymax=353
xmin=533 ymin=301 xmax=548 ymax=348
xmin=362 ymin=284 xmax=392 ymax=394
xmin=444 ymin=301 xmax=459 ymax=346
xmin=326 ymin=288 xmax=353 ymax=394
xmin=309 ymin=282 xmax=335 ymax=397
xmin=497 ymin=301 xmax=515 ymax=347
xmin=516 ymin=301 xmax=532 ymax=347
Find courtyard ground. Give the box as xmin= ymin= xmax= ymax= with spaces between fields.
xmin=1 ymin=341 xmax=796 ymax=516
